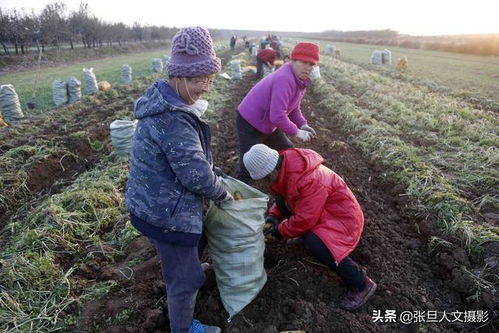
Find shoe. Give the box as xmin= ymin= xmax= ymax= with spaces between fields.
xmin=339 ymin=276 xmax=377 ymax=311
xmin=189 ymin=319 xmax=222 ymax=333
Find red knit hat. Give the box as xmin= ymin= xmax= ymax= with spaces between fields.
xmin=291 ymin=42 xmax=320 ymax=65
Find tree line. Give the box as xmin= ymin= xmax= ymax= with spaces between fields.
xmin=0 ymin=2 xmax=188 ymax=55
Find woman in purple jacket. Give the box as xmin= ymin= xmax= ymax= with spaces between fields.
xmin=237 ymin=42 xmax=320 ymax=182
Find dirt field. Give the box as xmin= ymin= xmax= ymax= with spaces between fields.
xmin=0 ymin=84 xmax=147 ymax=228
xmin=74 ymin=71 xmax=496 ymax=332
xmin=1 ymin=47 xmax=496 ymax=332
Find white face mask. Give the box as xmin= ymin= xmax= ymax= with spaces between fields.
xmin=191 ymin=99 xmax=209 ymax=117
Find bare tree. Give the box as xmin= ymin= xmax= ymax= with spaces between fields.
xmin=0 ymin=2 xmax=178 ymax=56
xmin=132 ymin=22 xmax=143 ymax=42
xmin=0 ymin=9 xmax=12 ymax=54
xmin=39 ymin=2 xmax=69 ymax=50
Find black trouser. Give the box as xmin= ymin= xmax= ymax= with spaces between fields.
xmin=256 ymin=58 xmax=264 ymax=79
xmin=303 ymin=232 xmax=366 ymax=291
xmin=275 ymin=196 xmax=366 ymax=291
xmin=256 ymin=58 xmax=272 ymax=80
xmin=236 ymin=111 xmax=293 ymax=182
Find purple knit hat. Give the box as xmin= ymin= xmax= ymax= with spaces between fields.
xmin=168 ymin=27 xmax=221 ymax=77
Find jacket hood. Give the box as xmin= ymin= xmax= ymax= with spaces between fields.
xmin=271 ymin=148 xmax=324 ymax=194
xmin=134 ymin=80 xmax=199 ymax=120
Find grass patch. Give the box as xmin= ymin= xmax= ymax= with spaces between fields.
xmin=1 ymin=49 xmax=170 ymax=116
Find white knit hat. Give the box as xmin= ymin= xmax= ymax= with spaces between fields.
xmin=243 ymin=144 xmax=279 ymax=180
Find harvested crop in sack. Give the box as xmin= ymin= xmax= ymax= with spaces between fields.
xmin=382 ymin=49 xmax=392 ymax=65
xmin=205 ymin=177 xmax=269 ymax=319
xmin=121 ymin=65 xmax=132 ymax=84
xmin=326 ymin=44 xmax=336 ymax=55
xmin=83 ymin=68 xmax=98 ymax=95
xmin=52 ymin=80 xmax=68 ymax=106
xmin=110 ymin=119 xmax=137 ymax=157
xmin=67 ymin=77 xmax=82 ymax=104
xmin=151 ymin=58 xmax=163 ymax=73
xmin=233 ymin=191 xmax=243 ymax=200
xmin=0 ymin=84 xmax=24 ymax=121
xmin=311 ymin=66 xmax=321 ymax=81
xmin=230 ymin=60 xmax=242 ymax=80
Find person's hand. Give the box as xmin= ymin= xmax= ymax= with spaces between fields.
xmin=215 ymin=191 xmax=233 ymax=208
xmin=295 ymin=129 xmax=313 ymax=142
xmin=264 ymin=215 xmax=282 ymax=239
xmin=300 ymin=124 xmax=317 ymax=136
xmin=214 ymin=166 xmax=227 ymax=178
xmin=222 ymin=191 xmax=234 ymax=202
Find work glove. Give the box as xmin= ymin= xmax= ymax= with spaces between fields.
xmin=215 ymin=191 xmax=234 ymax=208
xmin=264 ymin=215 xmax=282 ymax=239
xmin=300 ymin=124 xmax=317 ymax=136
xmin=221 ymin=191 xmax=234 ymax=202
xmin=295 ymin=129 xmax=313 ymax=142
xmin=214 ymin=166 xmax=228 ymax=178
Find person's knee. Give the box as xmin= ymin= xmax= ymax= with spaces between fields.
xmin=168 ymin=266 xmax=205 ymax=296
xmin=303 ymin=233 xmax=336 ymax=265
xmin=303 ymin=232 xmax=318 ymax=252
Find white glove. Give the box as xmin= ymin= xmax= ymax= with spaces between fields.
xmin=215 ymin=191 xmax=233 ymax=209
xmin=221 ymin=191 xmax=234 ymax=202
xmin=301 ymin=124 xmax=317 ymax=136
xmin=295 ymin=129 xmax=313 ymax=142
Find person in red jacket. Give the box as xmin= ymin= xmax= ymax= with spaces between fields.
xmin=256 ymin=48 xmax=276 ymax=79
xmin=243 ymin=144 xmax=377 ymax=311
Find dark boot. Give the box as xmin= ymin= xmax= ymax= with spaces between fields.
xmin=339 ymin=276 xmax=377 ymax=311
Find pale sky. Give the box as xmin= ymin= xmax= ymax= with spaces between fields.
xmin=2 ymin=0 xmax=499 ymax=36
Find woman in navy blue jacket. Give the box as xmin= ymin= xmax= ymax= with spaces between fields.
xmin=126 ymin=27 xmax=231 ymax=333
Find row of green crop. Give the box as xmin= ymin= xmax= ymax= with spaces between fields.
xmin=319 ymin=56 xmax=498 ymax=208
xmin=304 ymin=39 xmax=499 ymax=110
xmin=0 ymin=155 xmax=138 ymax=332
xmin=0 ymin=54 xmax=238 ymax=331
xmin=313 ymin=57 xmax=498 ymax=256
xmin=347 ymin=58 xmax=499 ymax=113
xmin=0 ymin=83 xmax=151 ymax=224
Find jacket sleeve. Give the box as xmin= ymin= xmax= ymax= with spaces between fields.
xmin=268 ymin=203 xmax=285 ymax=221
xmin=155 ymin=115 xmax=227 ymax=201
xmin=269 ymin=81 xmax=300 ymax=136
xmin=288 ymin=99 xmax=307 ymax=129
xmin=278 ymin=180 xmax=328 ymax=239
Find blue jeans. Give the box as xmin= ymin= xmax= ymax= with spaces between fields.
xmin=149 ymin=238 xmax=206 ymax=333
